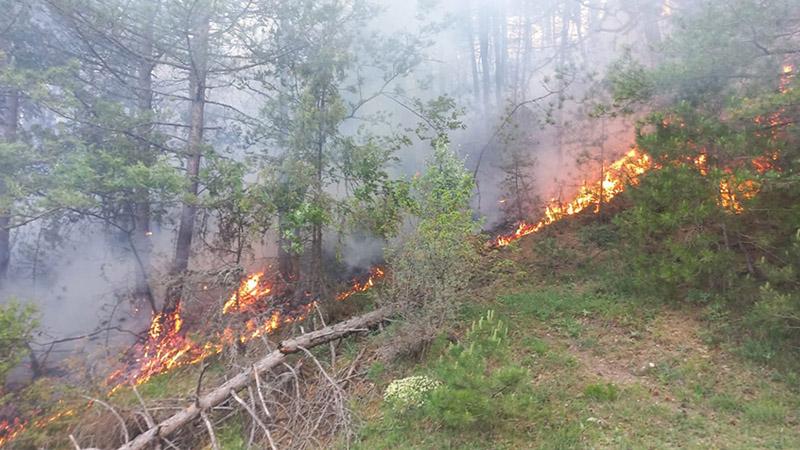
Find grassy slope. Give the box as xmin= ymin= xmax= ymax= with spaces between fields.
xmin=17 ymin=220 xmax=800 ymax=449
xmin=351 ymin=222 xmax=800 ymax=449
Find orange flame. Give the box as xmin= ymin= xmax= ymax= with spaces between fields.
xmin=336 ymin=267 xmax=386 ymax=301
xmin=222 ymin=272 xmax=271 ymax=314
xmin=0 ymin=417 xmax=27 ymax=448
xmin=6 ymin=63 xmax=794 ymax=450
xmin=0 ymin=405 xmax=81 ymax=447
xmin=493 ymin=148 xmax=653 ymax=247
xmin=108 ymin=267 xmax=380 ymax=391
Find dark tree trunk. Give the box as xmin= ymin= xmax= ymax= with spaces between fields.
xmin=555 ymin=0 xmax=573 ymax=168
xmin=0 ymin=87 xmax=19 ymax=284
xmin=170 ymin=8 xmax=210 ymax=304
xmin=640 ymin=0 xmax=663 ymax=50
xmin=132 ymin=2 xmax=159 ymax=311
xmin=308 ymin=90 xmax=327 ymax=298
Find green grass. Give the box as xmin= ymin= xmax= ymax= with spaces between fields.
xmin=584 ymin=383 xmax=620 ymax=402
xmin=216 ymin=420 xmax=247 ymax=450
xmin=743 ymin=399 xmax=788 ymax=425
xmin=351 ymin=280 xmax=800 ymax=449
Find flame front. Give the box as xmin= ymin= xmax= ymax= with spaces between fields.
xmin=0 ymin=417 xmax=26 ymax=448
xmin=493 ymin=148 xmax=653 ymax=247
xmin=223 ymin=272 xmax=271 ymax=314
xmin=336 ymin=267 xmax=386 ymax=301
xmin=10 ymin=61 xmax=794 ymax=449
xmin=0 ymin=404 xmax=80 ymax=448
xmin=108 ymin=267 xmax=383 ymax=391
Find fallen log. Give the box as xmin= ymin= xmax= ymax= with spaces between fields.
xmin=117 ymin=307 xmax=390 ymax=450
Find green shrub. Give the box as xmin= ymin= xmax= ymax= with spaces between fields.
xmin=613 ymin=164 xmax=735 ymax=299
xmin=379 ymin=141 xmax=480 ymax=359
xmin=0 ymin=300 xmax=38 ymax=383
xmin=419 ymin=311 xmax=534 ymax=434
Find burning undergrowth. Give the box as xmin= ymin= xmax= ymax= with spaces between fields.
xmin=106 ymin=267 xmax=386 ymax=391
xmin=0 ymin=132 xmax=785 ymax=445
xmin=3 ymin=57 xmax=792 ymax=440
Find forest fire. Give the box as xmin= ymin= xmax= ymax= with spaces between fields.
xmin=336 ymin=267 xmax=386 ymax=301
xmin=107 ymin=267 xmax=385 ymax=391
xmin=493 ymin=143 xmax=781 ymax=247
xmin=0 ymin=417 xmax=26 ymax=448
xmin=222 ymin=272 xmax=271 ymax=314
xmin=106 ymin=303 xmax=217 ymax=391
xmin=492 ymin=147 xmax=653 ymax=247
xmin=4 ymin=61 xmax=790 ymax=449
xmin=0 ymin=405 xmax=79 ymax=448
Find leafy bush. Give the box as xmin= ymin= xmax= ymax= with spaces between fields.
xmin=379 ymin=140 xmax=480 ymax=358
xmin=0 ymin=300 xmax=38 ymax=383
xmin=603 ymin=0 xmax=800 ymax=368
xmin=613 ymin=164 xmax=735 ymax=299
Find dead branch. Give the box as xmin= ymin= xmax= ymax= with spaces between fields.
xmin=230 ymin=389 xmax=277 ymax=450
xmin=82 ymin=395 xmax=130 ymax=444
xmin=200 ymin=411 xmax=219 ymax=450
xmin=117 ymin=307 xmax=389 ymax=450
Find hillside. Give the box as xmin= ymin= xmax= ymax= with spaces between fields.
xmin=2 ymin=0 xmax=799 ymax=448
xmin=349 ymin=220 xmax=800 ymax=449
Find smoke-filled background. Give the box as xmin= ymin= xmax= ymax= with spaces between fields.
xmin=0 ymin=0 xmax=670 ymax=380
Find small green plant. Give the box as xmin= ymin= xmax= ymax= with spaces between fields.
xmin=418 ymin=311 xmax=535 ymax=434
xmin=584 ymin=383 xmax=620 ymax=402
xmin=366 ymin=362 xmax=385 ymax=383
xmin=709 ymin=394 xmax=743 ymax=413
xmin=216 ymin=420 xmax=247 ymax=450
xmin=523 ymin=336 xmax=549 ymax=355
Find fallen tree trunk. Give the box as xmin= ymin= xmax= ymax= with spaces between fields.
xmin=117 ymin=307 xmax=390 ymax=450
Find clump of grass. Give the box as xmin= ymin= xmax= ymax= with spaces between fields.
xmin=584 ymin=383 xmax=620 ymax=402
xmin=743 ymin=399 xmax=787 ymax=425
xmin=215 ymin=420 xmax=247 ymax=450
xmin=709 ymin=394 xmax=743 ymax=413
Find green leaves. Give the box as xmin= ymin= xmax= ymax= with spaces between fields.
xmin=403 ymin=311 xmax=532 ymax=434
xmin=0 ymin=300 xmax=38 ymax=384
xmin=607 ymin=49 xmax=654 ymax=111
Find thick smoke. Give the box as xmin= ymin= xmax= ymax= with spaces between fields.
xmin=0 ymin=0 xmax=668 ymax=381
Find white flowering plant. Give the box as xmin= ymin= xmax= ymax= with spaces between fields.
xmin=383 ymin=375 xmax=441 ymax=410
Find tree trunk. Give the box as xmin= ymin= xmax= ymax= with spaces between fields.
xmin=168 ymin=7 xmax=210 ymax=307
xmin=308 ymin=90 xmax=327 ymax=298
xmin=132 ymin=1 xmax=159 ymax=311
xmin=172 ymin=9 xmax=210 ymax=279
xmin=0 ymin=87 xmax=19 ymax=284
xmin=464 ymin=1 xmax=481 ymax=104
xmin=478 ymin=1 xmax=492 ymax=113
xmin=519 ymin=13 xmax=532 ymax=101
xmin=493 ymin=0 xmax=507 ymax=107
xmin=116 ymin=307 xmax=390 ymax=450
xmin=277 ymin=213 xmax=297 ymax=283
xmin=555 ymin=0 xmax=572 ymax=168
xmin=640 ymin=0 xmax=663 ymax=50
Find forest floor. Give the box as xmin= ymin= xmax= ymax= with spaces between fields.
xmin=16 ymin=220 xmax=800 ymax=449
xmin=350 ymin=222 xmax=800 ymax=449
